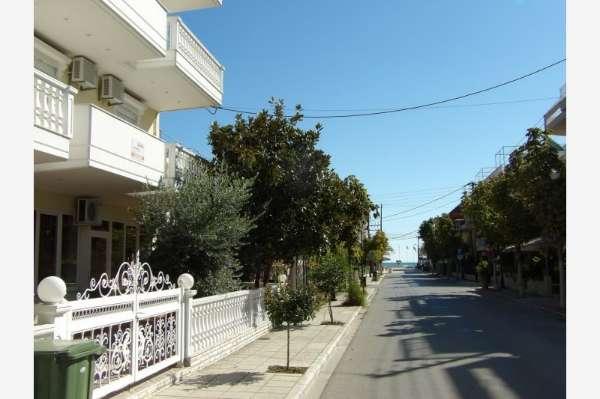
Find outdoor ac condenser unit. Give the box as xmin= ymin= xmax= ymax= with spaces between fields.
xmin=71 ymin=56 xmax=97 ymax=89
xmin=100 ymin=74 xmax=124 ymax=105
xmin=75 ymin=198 xmax=101 ymax=226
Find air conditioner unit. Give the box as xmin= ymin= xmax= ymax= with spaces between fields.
xmin=71 ymin=56 xmax=97 ymax=89
xmin=100 ymin=74 xmax=124 ymax=105
xmin=75 ymin=198 xmax=101 ymax=225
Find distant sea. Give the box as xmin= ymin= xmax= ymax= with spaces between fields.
xmin=383 ymin=261 xmax=417 ymax=269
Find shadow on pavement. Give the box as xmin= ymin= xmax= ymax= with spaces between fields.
xmin=368 ymin=271 xmax=565 ymax=399
xmin=177 ymin=371 xmax=265 ymax=390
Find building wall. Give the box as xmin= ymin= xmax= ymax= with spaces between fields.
xmin=35 ymin=36 xmax=161 ymax=138
xmin=34 ymin=189 xmax=141 ymax=296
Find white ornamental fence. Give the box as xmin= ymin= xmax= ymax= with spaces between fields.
xmin=34 ymin=262 xmax=271 ymax=399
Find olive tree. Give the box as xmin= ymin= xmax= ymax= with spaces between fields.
xmin=264 ymin=286 xmax=317 ymax=370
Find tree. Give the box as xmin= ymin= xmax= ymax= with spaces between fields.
xmin=462 ymin=178 xmax=511 ymax=286
xmin=209 ymin=99 xmax=373 ymax=287
xmin=134 ymin=162 xmax=255 ymax=296
xmin=485 ymin=173 xmax=540 ymax=295
xmin=209 ymin=99 xmax=331 ymax=286
xmin=318 ymin=173 xmax=373 ymax=282
xmin=506 ymin=128 xmax=566 ymax=306
xmin=310 ymin=251 xmax=347 ymax=323
xmin=363 ymin=230 xmax=392 ymax=277
xmin=419 ymin=218 xmax=438 ymax=266
xmin=418 ymin=214 xmax=460 ymax=275
xmin=264 ymin=286 xmax=317 ymax=370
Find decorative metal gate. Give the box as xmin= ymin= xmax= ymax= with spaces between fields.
xmin=69 ymin=261 xmax=182 ymax=399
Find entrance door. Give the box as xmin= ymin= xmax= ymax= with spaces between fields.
xmin=90 ymin=231 xmax=111 ymax=281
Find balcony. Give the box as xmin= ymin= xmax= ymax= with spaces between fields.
xmin=544 ymin=85 xmax=566 ymax=136
xmin=35 ymin=0 xmax=167 ymax=57
xmin=34 ymin=69 xmax=78 ymax=163
xmin=134 ymin=17 xmax=224 ymax=109
xmin=35 ymin=105 xmax=165 ymax=197
xmin=164 ymin=143 xmax=204 ymax=187
xmin=158 ymin=0 xmax=223 ymax=13
xmin=35 ymin=1 xmax=224 ymax=111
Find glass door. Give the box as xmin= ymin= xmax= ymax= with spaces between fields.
xmin=90 ymin=232 xmax=111 ymax=281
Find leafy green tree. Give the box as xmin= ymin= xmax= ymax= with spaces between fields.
xmin=264 ymin=286 xmax=317 ymax=370
xmin=487 ymin=173 xmax=540 ymax=295
xmin=209 ymin=99 xmax=331 ymax=286
xmin=310 ymin=251 xmax=347 ymax=323
xmin=418 ymin=214 xmax=461 ymax=275
xmin=134 ymin=162 xmax=254 ymax=296
xmin=363 ymin=230 xmax=392 ymax=276
xmin=419 ymin=218 xmax=438 ymax=265
xmin=506 ymin=128 xmax=565 ymax=306
xmin=462 ymin=178 xmax=510 ymax=284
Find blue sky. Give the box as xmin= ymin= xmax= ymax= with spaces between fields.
xmin=161 ymin=0 xmax=565 ymax=262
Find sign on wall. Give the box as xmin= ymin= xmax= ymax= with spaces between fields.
xmin=131 ymin=138 xmax=145 ymax=162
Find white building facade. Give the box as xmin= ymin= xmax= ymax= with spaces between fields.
xmin=33 ymin=0 xmax=224 ymax=297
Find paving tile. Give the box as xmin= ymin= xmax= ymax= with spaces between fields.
xmin=148 ymin=285 xmax=379 ymax=399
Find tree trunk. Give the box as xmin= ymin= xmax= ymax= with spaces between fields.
xmin=254 ymin=266 xmax=261 ymax=288
xmin=328 ymin=299 xmax=334 ymax=323
xmin=492 ymin=258 xmax=497 ymax=289
xmin=286 ymin=323 xmax=290 ymax=370
xmin=516 ymin=245 xmax=524 ymax=297
xmin=500 ymin=261 xmax=505 ymax=289
xmin=544 ymin=247 xmax=552 ymax=296
xmin=262 ymin=259 xmax=273 ymax=288
xmin=558 ymin=244 xmax=565 ymax=309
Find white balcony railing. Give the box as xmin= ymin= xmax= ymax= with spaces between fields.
xmin=34 ymin=69 xmax=77 ymax=138
xmin=168 ymin=16 xmax=224 ymax=93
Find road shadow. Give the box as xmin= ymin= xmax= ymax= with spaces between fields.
xmin=371 ymin=270 xmax=565 ymax=399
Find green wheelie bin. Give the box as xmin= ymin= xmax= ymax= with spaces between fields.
xmin=34 ymin=339 xmax=106 ymax=399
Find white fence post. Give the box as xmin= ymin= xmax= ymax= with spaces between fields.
xmin=178 ymin=273 xmax=196 ymax=367
xmin=35 ymin=276 xmax=72 ymax=339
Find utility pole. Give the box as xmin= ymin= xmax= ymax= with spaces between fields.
xmin=380 ymin=203 xmax=383 ymax=232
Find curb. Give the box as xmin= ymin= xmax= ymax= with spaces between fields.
xmin=286 ymin=275 xmax=383 ymax=399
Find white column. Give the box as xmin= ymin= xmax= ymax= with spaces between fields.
xmin=178 ymin=273 xmax=196 ymax=366
xmin=35 ymin=276 xmax=72 ymax=340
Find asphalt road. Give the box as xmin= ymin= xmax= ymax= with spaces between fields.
xmin=319 ymin=270 xmax=565 ymax=399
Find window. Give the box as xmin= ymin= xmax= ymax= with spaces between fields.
xmin=112 ymin=222 xmax=125 ymax=276
xmin=61 ymin=215 xmax=78 ymax=283
xmin=125 ymin=225 xmax=138 ymax=262
xmin=38 ymin=214 xmax=58 ymax=283
xmin=34 ymin=51 xmax=58 ymax=78
xmin=111 ymin=93 xmax=146 ymax=127
xmin=113 ymin=102 xmax=140 ymax=126
xmin=33 ymin=38 xmax=70 ymax=80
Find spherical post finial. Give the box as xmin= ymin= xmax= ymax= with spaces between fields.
xmin=37 ymin=276 xmax=67 ymax=304
xmin=177 ymin=273 xmax=195 ymax=290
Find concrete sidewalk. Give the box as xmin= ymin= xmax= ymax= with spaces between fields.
xmin=148 ymin=278 xmax=382 ymax=399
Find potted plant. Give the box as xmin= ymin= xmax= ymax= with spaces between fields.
xmin=476 ymin=259 xmax=491 ymax=289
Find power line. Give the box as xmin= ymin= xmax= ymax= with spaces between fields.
xmin=372 ymin=185 xmax=465 ymax=200
xmin=216 ymin=96 xmax=557 ymax=114
xmin=388 ymin=198 xmax=464 ymax=221
xmin=383 ymin=186 xmax=466 ymax=220
xmin=216 ymin=59 xmax=565 ymax=119
xmin=389 ymin=236 xmax=419 ymax=241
